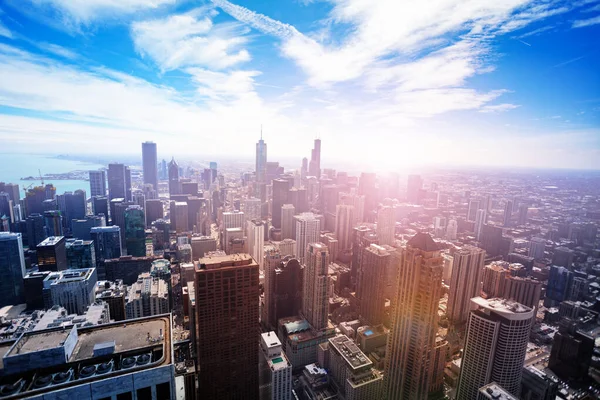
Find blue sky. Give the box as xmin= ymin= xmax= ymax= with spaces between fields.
xmin=0 ymin=0 xmax=598 ymax=170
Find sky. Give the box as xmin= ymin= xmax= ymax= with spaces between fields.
xmin=0 ymin=0 xmax=599 ymax=170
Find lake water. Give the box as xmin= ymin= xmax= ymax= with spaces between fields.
xmin=0 ymin=153 xmax=106 ymax=195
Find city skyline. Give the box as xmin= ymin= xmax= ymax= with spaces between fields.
xmin=0 ymin=1 xmax=598 ymax=169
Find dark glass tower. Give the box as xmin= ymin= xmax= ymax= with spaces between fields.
xmin=142 ymin=141 xmax=159 ymax=191
xmin=124 ymin=205 xmax=146 ymax=257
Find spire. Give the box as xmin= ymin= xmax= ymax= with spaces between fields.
xmin=261 ymin=124 xmax=263 ymax=140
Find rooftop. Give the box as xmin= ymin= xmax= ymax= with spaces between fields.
xmin=329 ymin=335 xmax=372 ymax=370
xmin=196 ymin=253 xmax=257 ymax=271
xmin=0 ymin=232 xmax=21 ymax=242
xmin=37 ymin=236 xmax=64 ymax=247
xmin=7 ymin=329 xmax=71 ymax=356
xmin=407 ymin=232 xmax=439 ymax=252
xmin=478 ymin=383 xmax=518 ymax=399
xmin=472 ymin=297 xmax=535 ymax=321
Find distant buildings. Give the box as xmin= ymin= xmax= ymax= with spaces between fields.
xmin=0 ymin=232 xmax=26 ymax=307
xmin=89 ymin=169 xmax=106 ymax=197
xmin=90 ymin=226 xmax=122 ymax=279
xmin=294 ymin=213 xmax=321 ymax=264
xmin=142 ymin=141 xmax=158 ymax=192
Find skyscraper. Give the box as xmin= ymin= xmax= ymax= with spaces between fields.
xmin=385 ymin=233 xmax=443 ymax=400
xmin=142 ymin=141 xmax=159 ymax=191
xmin=25 ymin=212 xmax=46 ymax=248
xmin=467 ymin=199 xmax=481 ymax=222
xmin=377 ymin=206 xmax=395 ymax=246
xmin=65 ymin=238 xmax=96 ymax=269
xmin=294 ymin=212 xmax=321 ymax=264
xmin=446 ymin=246 xmax=486 ymax=325
xmin=37 ymin=236 xmax=67 ymax=272
xmin=256 ymin=132 xmax=267 ymax=183
xmin=358 ymin=244 xmax=390 ymax=326
xmin=247 ymin=219 xmax=265 ymax=270
xmin=303 ymin=242 xmax=330 ymax=331
xmin=260 ymin=332 xmax=292 ymax=400
xmin=272 ymin=178 xmax=290 ymax=229
xmin=124 ymin=205 xmax=146 ymax=257
xmin=503 ymin=200 xmax=513 ymax=227
xmin=195 ymin=253 xmax=260 ymax=399
xmin=61 ymin=190 xmax=87 ymax=232
xmin=281 ymin=204 xmax=295 ymax=240
xmin=482 ymin=262 xmax=508 ymax=298
xmin=335 ymin=204 xmax=354 ymax=253
xmin=474 ymin=208 xmax=487 ymax=241
xmin=308 ymin=138 xmax=321 ymax=178
xmin=358 ymin=173 xmax=377 ymax=220
xmin=528 ymin=237 xmax=546 ymax=259
xmin=107 ymin=163 xmax=129 ymax=201
xmin=0 ymin=232 xmax=26 ymax=307
xmin=446 ymin=219 xmax=458 ymax=240
xmin=89 ymin=169 xmax=107 ymax=197
xmin=91 ymin=226 xmax=122 ymax=279
xmin=406 ymin=174 xmax=423 ymax=204
xmin=168 ymin=157 xmax=180 ymax=196
xmin=456 ymin=297 xmax=534 ymax=399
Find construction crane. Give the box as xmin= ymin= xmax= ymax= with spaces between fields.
xmin=22 ymin=182 xmax=34 ymax=196
xmin=38 ymin=169 xmax=44 ymax=186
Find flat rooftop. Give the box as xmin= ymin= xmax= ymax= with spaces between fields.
xmin=7 ymin=329 xmax=71 ymax=356
xmin=197 ymin=253 xmax=257 ymax=270
xmin=479 ymin=383 xmax=518 ymax=399
xmin=329 ymin=335 xmax=372 ymax=370
xmin=38 ymin=236 xmax=64 ymax=247
xmin=472 ymin=296 xmax=534 ymax=321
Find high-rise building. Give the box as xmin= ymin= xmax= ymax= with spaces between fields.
xmin=25 ymin=212 xmax=46 ymax=248
xmin=244 ymin=197 xmax=262 ymax=221
xmin=72 ymin=215 xmax=105 ymax=241
xmin=294 ymin=212 xmax=321 ymax=264
xmin=60 ymin=190 xmax=87 ymax=232
xmin=474 ymin=208 xmax=487 ymax=240
xmin=340 ymin=191 xmax=365 ymax=226
xmin=125 ymin=272 xmax=169 ymax=319
xmin=272 ymin=179 xmax=290 ymax=229
xmin=145 ymin=198 xmax=164 ymax=227
xmin=505 ymin=276 xmax=543 ymax=313
xmin=37 ymin=236 xmax=67 ymax=272
xmin=247 ymin=219 xmax=265 ymax=270
xmin=377 ymin=206 xmax=395 ymax=246
xmin=281 ymin=204 xmax=295 ymax=240
xmin=520 ymin=366 xmax=559 ymax=400
xmin=171 ymin=201 xmax=189 ymax=233
xmin=357 ymin=244 xmax=390 ymax=326
xmin=308 ymin=139 xmax=321 ymax=179
xmin=456 ymin=297 xmax=534 ymax=399
xmin=222 ymin=210 xmax=245 ymax=230
xmin=528 ymin=237 xmax=546 ymax=259
xmin=195 ymin=253 xmax=260 ymax=399
xmin=358 ymin=173 xmax=377 ymax=220
xmin=518 ymin=203 xmax=529 ymax=225
xmin=90 ymin=226 xmax=122 ymax=279
xmin=107 ymin=163 xmax=129 ymax=201
xmin=303 ymin=242 xmax=330 ymax=330
xmin=92 ymin=195 xmax=109 ymax=219
xmin=142 ymin=141 xmax=159 ymax=191
xmin=256 ymin=132 xmax=268 ymax=183
xmin=446 ymin=219 xmax=458 ymax=240
xmin=467 ymin=199 xmax=481 ymax=222
xmin=43 ymin=210 xmax=63 ymax=236
xmin=124 ymin=205 xmax=146 ymax=256
xmin=503 ymin=200 xmax=513 ymax=227
xmin=65 ymin=238 xmax=96 ymax=269
xmin=446 ymin=246 xmax=486 ymax=325
xmin=385 ymin=233 xmax=443 ymax=400
xmin=406 ymin=174 xmax=423 ymax=204
xmin=482 ymin=262 xmax=508 ymax=298
xmin=95 ymin=279 xmax=127 ymax=321
xmin=260 ymin=332 xmax=292 ymax=400
xmin=168 ymin=157 xmax=180 ymax=196
xmin=351 ymin=225 xmax=378 ymax=279
xmin=89 ymin=169 xmax=106 ymax=197
xmin=335 ymin=204 xmax=354 ymax=254
xmin=265 ymin=257 xmax=303 ymax=330
xmin=47 ymin=268 xmax=98 ymax=315
xmin=0 ymin=232 xmax=26 ymax=307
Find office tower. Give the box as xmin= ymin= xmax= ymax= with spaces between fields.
xmin=0 ymin=192 xmax=13 ymax=223
xmin=300 ymin=157 xmax=308 ymax=180
xmin=124 ymin=205 xmax=146 ymax=256
xmin=172 ymin=201 xmax=189 ymax=233
xmin=0 ymin=232 xmax=26 ymax=307
xmin=61 ymin=190 xmax=87 ymax=232
xmin=504 ymin=276 xmax=542 ymax=313
xmin=142 ymin=141 xmax=159 ymax=191
xmin=528 ymin=237 xmax=546 ymax=259
xmin=482 ymin=262 xmax=508 ymax=298
xmin=25 ymin=185 xmax=55 ymax=217
xmin=0 ymin=182 xmax=20 ymax=203
xmin=222 ymin=210 xmax=245 ymax=230
xmin=552 ymin=246 xmax=574 ymax=268
xmin=478 ymin=384 xmax=518 ymax=400
xmin=90 ymin=226 xmax=122 ymax=279
xmin=107 ymin=163 xmax=129 ymax=201
xmin=37 ymin=236 xmax=67 ymax=271
xmin=195 ymin=253 xmax=260 ymax=399
xmin=89 ymin=169 xmax=106 ymax=197
xmin=72 ymin=215 xmax=105 ymax=240
xmin=351 ymin=225 xmax=378 ymax=279
xmin=294 ymin=212 xmax=321 ymax=264
xmin=65 ymin=239 xmax=96 ymax=269
xmin=303 ymin=242 xmax=329 ymax=331
xmin=474 ymin=208 xmax=486 ymax=240
xmin=308 ymin=138 xmax=321 ymax=178
xmin=266 ymin=257 xmax=303 ymax=329
xmin=23 ymin=270 xmax=50 ymax=310
xmin=335 ymin=204 xmax=354 ymax=254
xmin=132 ymin=189 xmax=145 ymax=211
xmin=406 ymin=174 xmax=423 ymax=204
xmin=125 ymin=273 xmax=169 ymax=319
xmin=247 ymin=219 xmax=265 ymax=270
xmin=358 ymin=244 xmax=390 ymax=326
xmin=25 ymin=213 xmax=46 ymax=248
xmin=321 ymin=184 xmax=339 ymax=231
xmin=224 ymin=227 xmax=245 ymax=254
xmin=260 ymin=332 xmax=292 ymax=400
xmin=456 ymin=297 xmax=534 ymax=399
xmin=544 ymin=265 xmax=573 ymax=306
xmin=44 ymin=210 xmax=63 ymax=236
xmin=443 ymin=219 xmax=456 ymax=240
xmin=377 ymin=206 xmax=395 ymax=246
xmin=92 ymin=195 xmax=109 ymax=219
xmin=503 ymin=200 xmax=513 ymax=227
xmin=467 ymin=199 xmax=481 ymax=222
xmin=168 ymin=157 xmax=180 ymax=196
xmin=244 ymin=197 xmax=262 ymax=222
xmin=481 ymin=224 xmax=503 ymax=257
xmin=446 ymin=246 xmax=486 ymax=325
xmin=256 ymin=132 xmax=268 ymax=183
xmin=191 ymin=236 xmax=217 ymax=259
xmin=263 ymin=249 xmax=282 ymax=327
xmin=340 ymin=192 xmax=365 ymax=225
xmin=358 ymin=173 xmax=377 ymax=219
xmin=517 ymin=204 xmax=528 ymax=225
xmin=326 ymin=335 xmax=384 ymax=400
xmin=433 ymin=216 xmax=446 ymax=237
xmin=520 ymin=366 xmax=559 ymax=400
xmin=385 ymin=233 xmax=443 ymax=400
xmin=95 ymin=279 xmax=127 ymax=321
xmin=276 ymin=239 xmax=296 ymax=258
xmin=281 ymin=204 xmax=295 ymax=240
xmin=272 ymin=179 xmax=290 ymax=229
xmin=47 ymin=268 xmax=98 ymax=314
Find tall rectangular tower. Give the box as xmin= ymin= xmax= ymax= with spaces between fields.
xmin=0 ymin=232 xmax=26 ymax=307
xmin=107 ymin=163 xmax=128 ymax=201
xmin=195 ymin=253 xmax=260 ymax=399
xmin=303 ymin=242 xmax=330 ymax=331
xmin=142 ymin=141 xmax=158 ymax=191
xmin=256 ymin=135 xmax=268 ymax=183
xmin=335 ymin=204 xmax=354 ymax=253
xmin=89 ymin=169 xmax=106 ymax=197
xmin=294 ymin=212 xmax=321 ymax=264
xmin=358 ymin=244 xmax=390 ymax=326
xmin=385 ymin=233 xmax=444 ymax=400
xmin=377 ymin=206 xmax=395 ymax=246
xmin=446 ymin=245 xmax=486 ymax=326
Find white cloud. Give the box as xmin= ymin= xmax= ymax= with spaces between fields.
xmin=131 ymin=11 xmax=251 ymax=71
xmin=480 ymin=103 xmax=520 ymax=113
xmin=0 ymin=19 xmax=11 ymax=38
xmin=573 ymin=15 xmax=600 ymax=28
xmin=35 ymin=42 xmax=77 ymax=59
